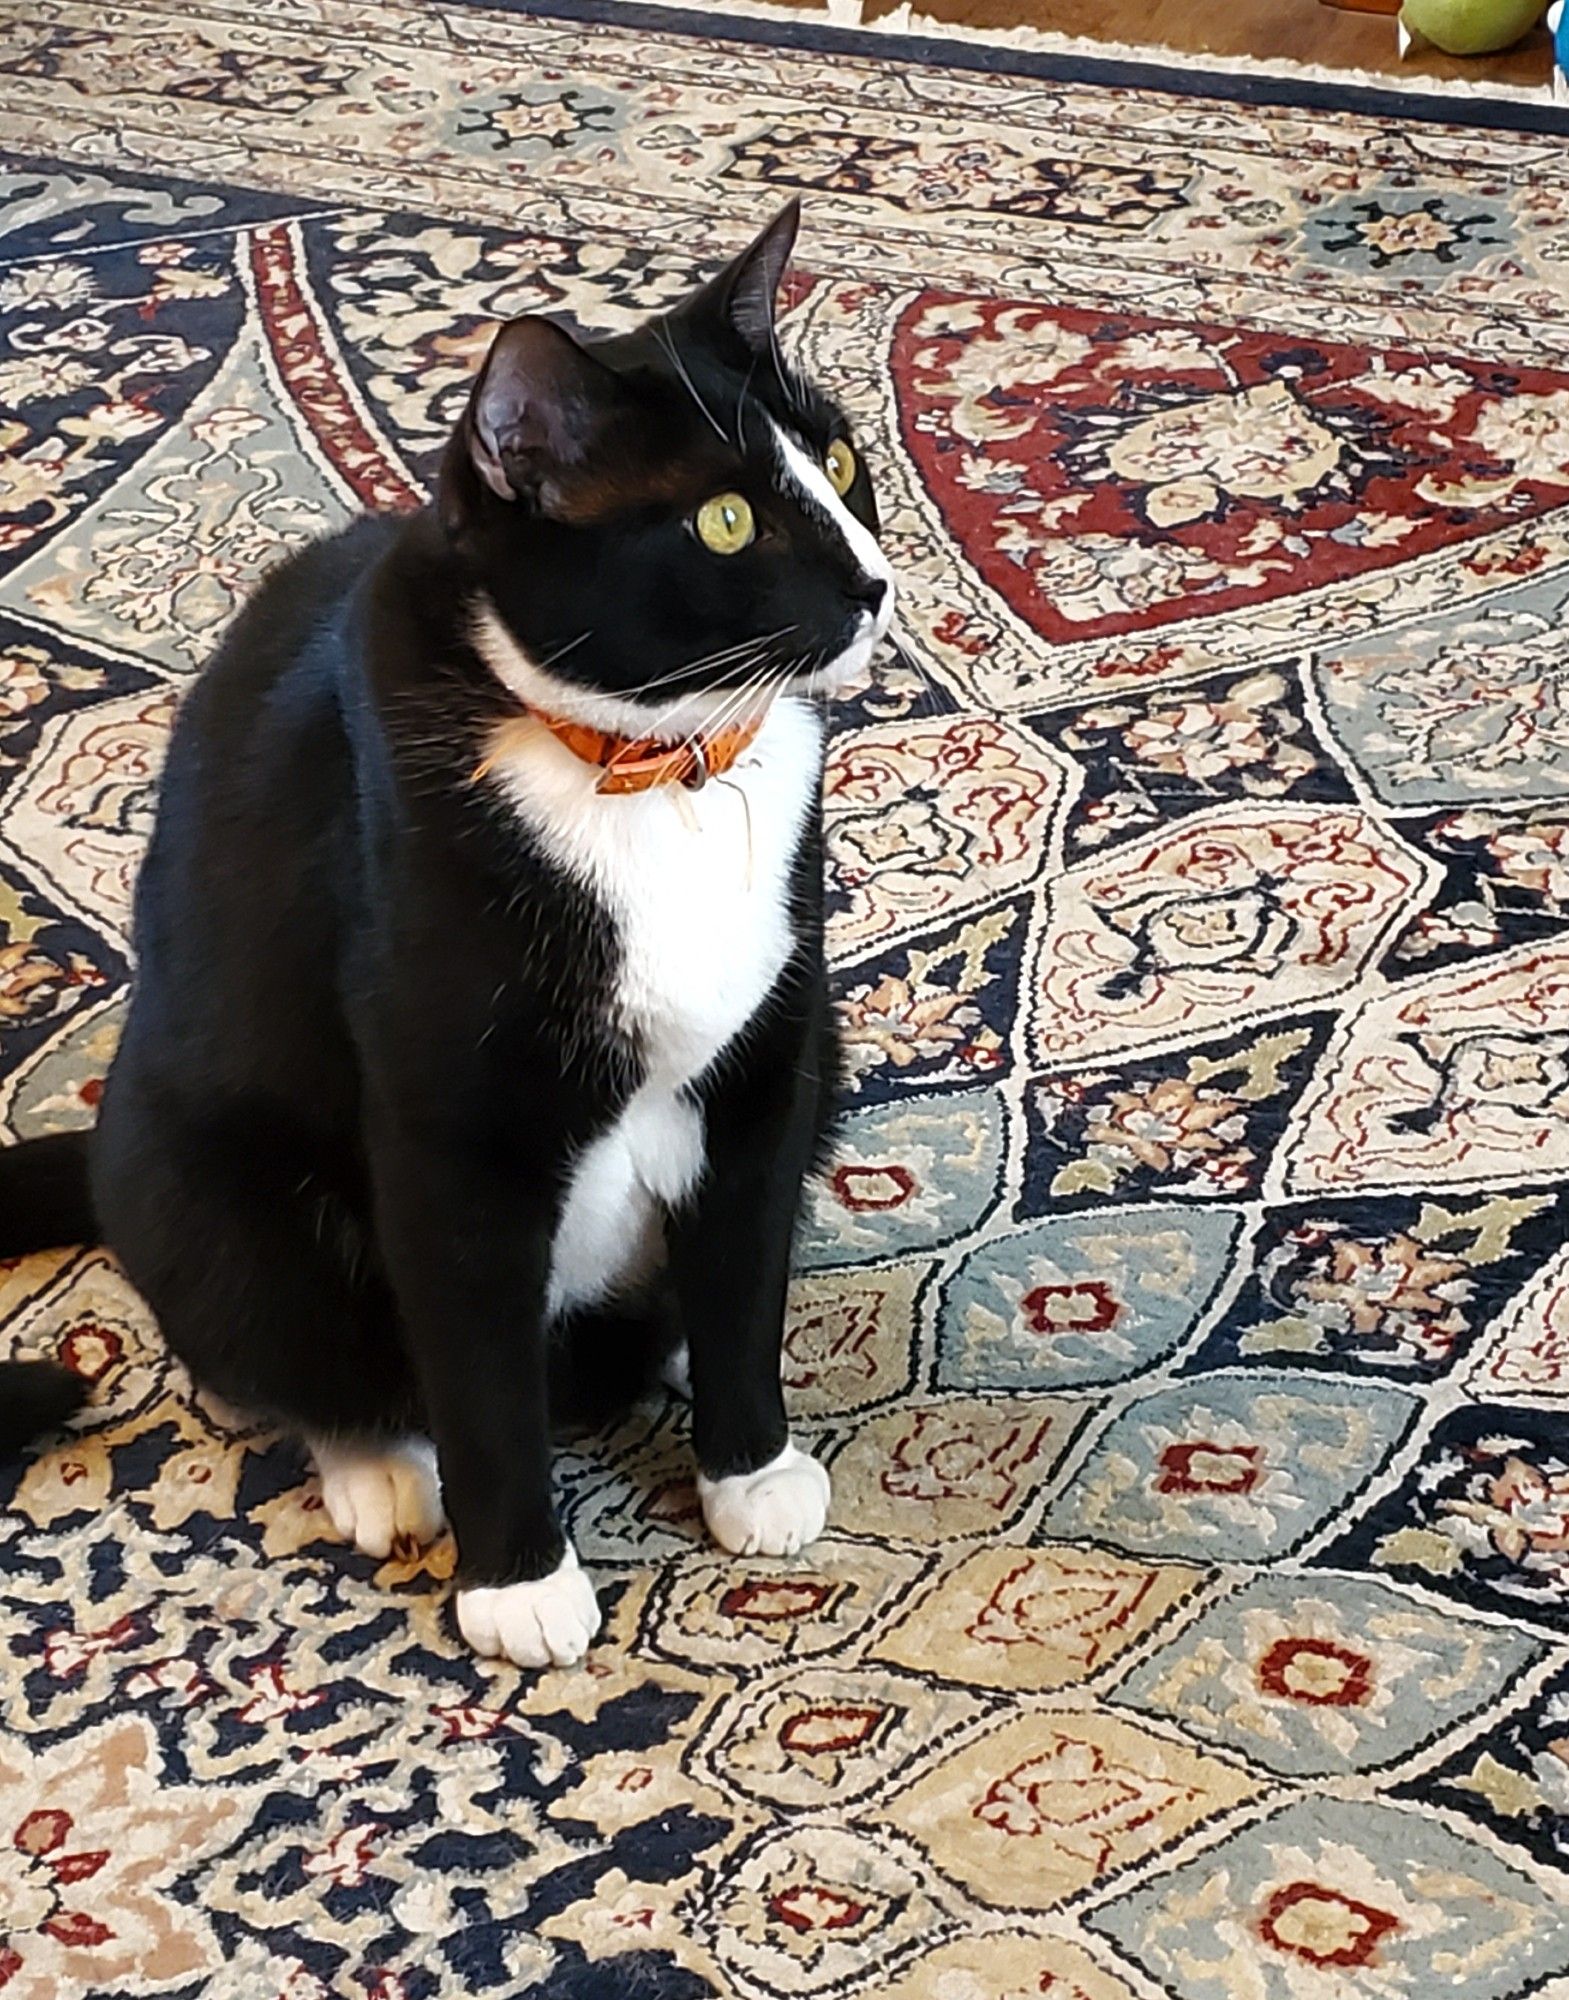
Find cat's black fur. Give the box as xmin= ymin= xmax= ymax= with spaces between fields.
xmin=0 ymin=202 xmax=884 ymax=1613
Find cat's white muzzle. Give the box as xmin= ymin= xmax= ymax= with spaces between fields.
xmin=806 ymin=594 xmax=896 ymax=696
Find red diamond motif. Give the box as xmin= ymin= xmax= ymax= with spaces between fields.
xmin=894 ymin=295 xmax=1569 ymax=644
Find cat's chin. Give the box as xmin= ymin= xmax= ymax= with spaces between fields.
xmin=795 ymin=622 xmax=886 ymax=699
xmin=473 ymin=595 xmax=881 ymax=739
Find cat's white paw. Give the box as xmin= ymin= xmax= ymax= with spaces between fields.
xmin=659 ymin=1340 xmax=692 ymax=1399
xmin=311 ymin=1434 xmax=444 ymax=1559
xmin=698 ymin=1442 xmax=831 ymax=1557
xmin=456 ymin=1548 xmax=602 ymax=1669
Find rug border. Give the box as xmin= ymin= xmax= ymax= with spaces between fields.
xmin=471 ymin=0 xmax=1569 ymax=135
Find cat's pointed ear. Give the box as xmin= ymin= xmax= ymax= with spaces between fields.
xmin=694 ymin=198 xmax=800 ymax=356
xmin=453 ymin=315 xmax=622 ymax=516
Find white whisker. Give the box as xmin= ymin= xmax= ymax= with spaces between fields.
xmin=552 ymin=627 xmax=800 ymax=725
xmin=736 ymin=356 xmax=757 ymax=458
xmin=653 ymin=319 xmax=728 ymax=445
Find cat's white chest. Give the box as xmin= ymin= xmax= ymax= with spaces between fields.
xmin=487 ymin=697 xmax=821 ymax=1315
xmin=602 ymin=745 xmax=808 ymax=1081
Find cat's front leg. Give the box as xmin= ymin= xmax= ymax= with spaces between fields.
xmin=669 ymin=1001 xmax=833 ymax=1560
xmin=372 ymin=1131 xmax=600 ymax=1669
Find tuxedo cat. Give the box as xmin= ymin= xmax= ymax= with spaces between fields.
xmin=0 ymin=200 xmax=894 ymax=1668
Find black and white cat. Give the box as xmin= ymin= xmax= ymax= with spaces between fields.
xmin=0 ymin=200 xmax=894 ymax=1668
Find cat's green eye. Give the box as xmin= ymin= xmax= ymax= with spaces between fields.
xmin=695 ymin=492 xmax=755 ymax=556
xmin=825 ymin=438 xmax=857 ymax=497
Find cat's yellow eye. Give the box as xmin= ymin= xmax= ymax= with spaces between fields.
xmin=825 ymin=438 xmax=857 ymax=496
xmin=695 ymin=492 xmax=755 ymax=555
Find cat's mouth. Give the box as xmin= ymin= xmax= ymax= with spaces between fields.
xmin=695 ymin=611 xmax=890 ymax=714
xmin=803 ymin=608 xmax=888 ymax=695
xmin=474 ymin=597 xmax=894 ymax=746
xmin=613 ymin=626 xmax=887 ymax=739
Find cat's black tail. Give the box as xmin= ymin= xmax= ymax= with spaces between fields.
xmin=0 ymin=1131 xmax=98 ymax=1256
xmin=0 ymin=1359 xmax=88 ymax=1453
xmin=0 ymin=1132 xmax=97 ymax=1451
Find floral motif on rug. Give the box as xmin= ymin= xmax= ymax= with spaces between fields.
xmin=1 ymin=3 xmax=1569 ymax=1994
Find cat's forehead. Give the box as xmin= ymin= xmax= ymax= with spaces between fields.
xmin=595 ymin=314 xmax=846 ymax=453
xmin=542 ymin=383 xmax=818 ymax=530
xmin=518 ymin=307 xmax=857 ymax=528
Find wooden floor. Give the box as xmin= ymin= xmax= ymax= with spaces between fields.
xmin=768 ymin=0 xmax=1555 ymax=89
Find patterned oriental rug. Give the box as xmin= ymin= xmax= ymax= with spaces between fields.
xmin=3 ymin=4 xmax=1569 ymax=1996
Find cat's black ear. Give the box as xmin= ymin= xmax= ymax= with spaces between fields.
xmin=455 ymin=316 xmax=622 ymax=515
xmin=692 ymin=198 xmax=800 ymax=356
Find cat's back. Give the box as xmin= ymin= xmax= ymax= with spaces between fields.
xmin=142 ymin=515 xmax=402 ymax=883
xmin=168 ymin=515 xmax=400 ymax=779
xmin=124 ymin=515 xmax=403 ymax=1079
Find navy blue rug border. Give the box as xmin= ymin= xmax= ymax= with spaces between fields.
xmin=469 ymin=0 xmax=1569 ymax=137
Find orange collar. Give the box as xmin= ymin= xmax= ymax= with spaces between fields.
xmin=476 ymin=709 xmax=761 ymax=795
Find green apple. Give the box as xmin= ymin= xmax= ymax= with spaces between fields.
xmin=1400 ymin=0 xmax=1547 ymax=53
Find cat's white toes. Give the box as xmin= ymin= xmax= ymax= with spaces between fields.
xmin=311 ymin=1435 xmax=444 ymax=1559
xmin=698 ymin=1442 xmax=830 ymax=1557
xmin=456 ymin=1548 xmax=602 ymax=1669
xmin=659 ymin=1341 xmax=692 ymax=1399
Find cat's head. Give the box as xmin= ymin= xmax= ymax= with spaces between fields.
xmin=440 ymin=200 xmax=894 ymax=738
